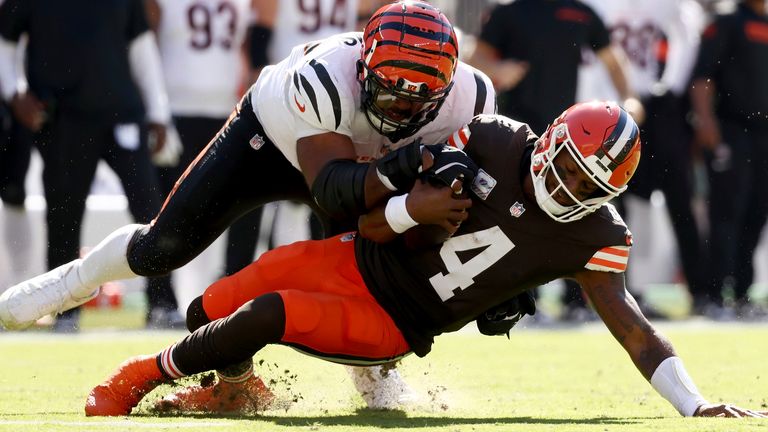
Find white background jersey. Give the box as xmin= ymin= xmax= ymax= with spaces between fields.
xmin=577 ymin=0 xmax=705 ymax=101
xmin=251 ymin=32 xmax=496 ymax=169
xmin=155 ymin=0 xmax=252 ymax=117
xmin=268 ymin=0 xmax=358 ymax=63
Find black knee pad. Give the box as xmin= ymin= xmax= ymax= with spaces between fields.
xmin=127 ymin=225 xmax=191 ymax=277
xmin=186 ymin=296 xmax=211 ymax=332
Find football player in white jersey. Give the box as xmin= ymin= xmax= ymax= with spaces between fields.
xmin=575 ymin=0 xmax=708 ymax=315
xmin=145 ymin=0 xmax=253 ymax=170
xmin=143 ymin=0 xmax=254 ymax=327
xmin=0 ymin=0 xmax=495 ymax=411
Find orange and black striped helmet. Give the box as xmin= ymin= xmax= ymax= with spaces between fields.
xmin=358 ymin=1 xmax=458 ymax=141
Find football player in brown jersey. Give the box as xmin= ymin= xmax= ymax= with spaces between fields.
xmin=85 ymin=101 xmax=767 ymax=419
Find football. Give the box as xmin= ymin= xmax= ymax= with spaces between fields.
xmin=400 ymin=175 xmax=470 ymax=249
xmin=403 ymin=223 xmax=453 ymax=249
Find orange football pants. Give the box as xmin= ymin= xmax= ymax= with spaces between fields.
xmin=201 ymin=233 xmax=411 ymax=364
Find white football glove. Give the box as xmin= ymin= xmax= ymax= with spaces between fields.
xmin=151 ymin=123 xmax=183 ymax=167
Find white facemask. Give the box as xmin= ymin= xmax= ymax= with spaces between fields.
xmin=532 ymin=173 xmax=572 ymax=216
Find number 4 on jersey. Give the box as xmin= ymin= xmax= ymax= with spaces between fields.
xmin=429 ymin=226 xmax=515 ymax=301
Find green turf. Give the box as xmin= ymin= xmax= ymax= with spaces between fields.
xmin=1 ymin=323 xmax=767 ymax=432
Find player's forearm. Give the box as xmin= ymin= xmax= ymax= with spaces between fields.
xmin=689 ymin=78 xmax=716 ymax=120
xmin=0 ymin=36 xmax=21 ymax=101
xmin=357 ymin=203 xmax=399 ymax=243
xmin=614 ymin=308 xmax=709 ymax=417
xmin=598 ymin=46 xmax=633 ymax=102
xmin=363 ymin=165 xmax=400 ymax=209
xmin=129 ymin=31 xmax=170 ymax=124
xmin=623 ymin=324 xmax=676 ymax=380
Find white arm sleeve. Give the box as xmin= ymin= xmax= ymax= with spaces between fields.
xmin=660 ymin=0 xmax=706 ymax=95
xmin=129 ymin=31 xmax=170 ymax=124
xmin=650 ymin=356 xmax=708 ymax=416
xmin=0 ymin=36 xmax=20 ymax=101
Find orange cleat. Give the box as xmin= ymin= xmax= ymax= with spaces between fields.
xmin=85 ymin=354 xmax=166 ymax=416
xmin=154 ymin=374 xmax=274 ymax=414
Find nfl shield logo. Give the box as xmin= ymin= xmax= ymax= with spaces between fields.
xmin=509 ymin=202 xmax=525 ymax=218
xmin=249 ymin=134 xmax=265 ymax=150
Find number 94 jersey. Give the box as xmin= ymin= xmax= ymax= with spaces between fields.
xmin=355 ymin=114 xmax=633 ymax=357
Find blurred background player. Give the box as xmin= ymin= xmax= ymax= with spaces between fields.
xmin=0 ymin=32 xmax=34 ymax=292
xmin=469 ymin=0 xmax=640 ymax=134
xmin=144 ymin=0 xmax=255 ymax=274
xmin=143 ymin=0 xmax=258 ymax=326
xmin=572 ymin=0 xmax=707 ymax=320
xmin=689 ymin=0 xmax=768 ymax=318
xmin=0 ymin=0 xmax=182 ymax=331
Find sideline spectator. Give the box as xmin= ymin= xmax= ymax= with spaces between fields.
xmin=0 ymin=35 xmax=34 ymax=289
xmin=689 ymin=0 xmax=768 ymax=319
xmin=0 ymin=0 xmax=180 ymax=331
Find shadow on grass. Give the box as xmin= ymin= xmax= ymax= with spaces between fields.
xmin=261 ymin=413 xmax=645 ymax=428
xmin=137 ymin=410 xmax=650 ymax=428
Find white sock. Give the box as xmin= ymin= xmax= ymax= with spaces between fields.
xmin=75 ymin=224 xmax=143 ymax=295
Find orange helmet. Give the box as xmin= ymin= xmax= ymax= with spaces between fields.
xmin=358 ymin=1 xmax=458 ymax=141
xmin=530 ymin=101 xmax=642 ymax=222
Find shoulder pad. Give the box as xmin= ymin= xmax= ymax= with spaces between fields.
xmin=469 ymin=114 xmax=533 ymax=138
xmin=289 ymin=58 xmax=355 ymax=132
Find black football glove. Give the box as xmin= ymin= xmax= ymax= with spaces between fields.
xmin=476 ymin=290 xmax=536 ymax=338
xmin=422 ymin=144 xmax=479 ymax=192
xmin=375 ymin=139 xmax=423 ymax=192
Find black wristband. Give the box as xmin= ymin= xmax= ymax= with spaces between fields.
xmin=248 ymin=25 xmax=273 ymax=69
xmin=311 ymin=159 xmax=369 ymax=221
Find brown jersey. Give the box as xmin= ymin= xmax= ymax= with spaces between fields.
xmin=355 ymin=114 xmax=633 ymax=356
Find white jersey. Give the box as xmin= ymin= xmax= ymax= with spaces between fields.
xmin=251 ymin=32 xmax=496 ymax=169
xmin=155 ymin=0 xmax=253 ymax=117
xmin=577 ymin=0 xmax=705 ymax=101
xmin=269 ymin=0 xmax=358 ymax=63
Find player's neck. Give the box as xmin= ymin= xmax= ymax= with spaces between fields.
xmin=522 ymin=173 xmax=536 ymax=202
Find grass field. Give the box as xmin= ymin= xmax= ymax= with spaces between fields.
xmin=1 ymin=315 xmax=767 ymax=432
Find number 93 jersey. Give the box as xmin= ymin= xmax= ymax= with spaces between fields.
xmin=155 ymin=0 xmax=253 ymax=117
xmin=355 ymin=114 xmax=633 ymax=357
xmin=251 ymin=32 xmax=495 ymax=169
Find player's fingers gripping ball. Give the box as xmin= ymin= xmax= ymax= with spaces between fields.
xmin=422 ymin=144 xmax=479 ymax=194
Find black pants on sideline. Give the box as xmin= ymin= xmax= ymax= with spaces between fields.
xmin=626 ymin=93 xmax=704 ymax=298
xmin=34 ymin=112 xmax=177 ymax=319
xmin=0 ymin=107 xmax=33 ymax=207
xmin=703 ymin=120 xmax=768 ymax=304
